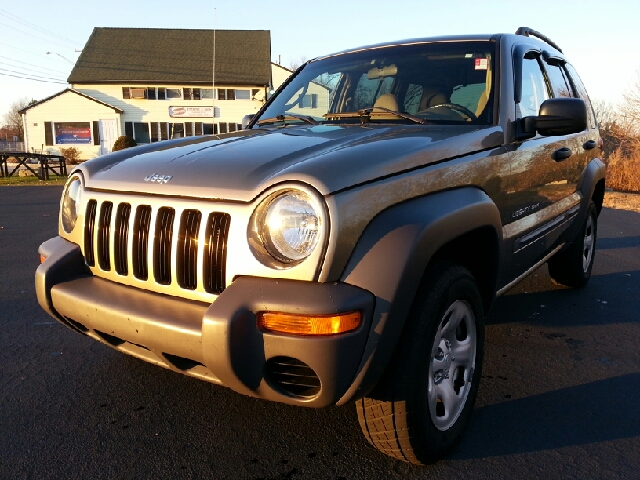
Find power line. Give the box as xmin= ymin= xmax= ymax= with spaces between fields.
xmin=0 ymin=21 xmax=81 ymax=52
xmin=4 ymin=63 xmax=69 ymax=81
xmin=0 ymin=71 xmax=68 ymax=85
xmin=0 ymin=8 xmax=81 ymax=47
xmin=0 ymin=42 xmax=72 ymax=65
xmin=0 ymin=56 xmax=69 ymax=76
xmin=0 ymin=67 xmax=67 ymax=82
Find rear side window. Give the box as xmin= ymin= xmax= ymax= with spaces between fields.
xmin=564 ymin=63 xmax=597 ymax=129
xmin=544 ymin=62 xmax=574 ymax=98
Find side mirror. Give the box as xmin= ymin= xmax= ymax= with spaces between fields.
xmin=242 ymin=114 xmax=255 ymax=129
xmin=520 ymin=98 xmax=587 ymax=138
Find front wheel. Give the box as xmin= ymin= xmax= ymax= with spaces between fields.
xmin=548 ymin=201 xmax=598 ymax=288
xmin=356 ymin=262 xmax=484 ymax=464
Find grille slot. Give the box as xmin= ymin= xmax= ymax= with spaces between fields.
xmin=97 ymin=202 xmax=113 ymax=270
xmin=265 ymin=357 xmax=321 ymax=398
xmin=177 ymin=210 xmax=202 ymax=290
xmin=154 ymin=207 xmax=175 ymax=285
xmin=204 ymin=212 xmax=230 ymax=294
xmin=84 ymin=200 xmax=97 ymax=267
xmin=114 ymin=203 xmax=131 ymax=275
xmin=133 ymin=206 xmax=151 ymax=280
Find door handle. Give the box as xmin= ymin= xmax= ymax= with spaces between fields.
xmin=583 ymin=139 xmax=597 ymax=150
xmin=553 ymin=147 xmax=572 ymax=162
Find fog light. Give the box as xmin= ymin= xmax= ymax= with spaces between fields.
xmin=258 ymin=311 xmax=361 ymax=335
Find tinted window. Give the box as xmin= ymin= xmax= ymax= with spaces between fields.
xmin=133 ymin=122 xmax=150 ymax=143
xmin=166 ymin=88 xmax=181 ymax=99
xmin=565 ymin=63 xmax=596 ymax=129
xmin=258 ymin=41 xmax=495 ymax=125
xmin=403 ymin=84 xmax=423 ymax=114
xmin=519 ymin=56 xmax=550 ymax=118
xmin=544 ymin=62 xmax=573 ymax=98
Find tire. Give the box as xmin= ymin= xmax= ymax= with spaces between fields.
xmin=356 ymin=262 xmax=485 ymax=465
xmin=548 ymin=201 xmax=598 ymax=288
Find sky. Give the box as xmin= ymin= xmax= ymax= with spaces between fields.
xmin=1 ymin=0 xmax=638 ymax=124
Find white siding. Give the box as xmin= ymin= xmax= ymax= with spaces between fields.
xmin=271 ymin=63 xmax=293 ymax=91
xmin=22 ymin=66 xmax=293 ymax=160
xmin=22 ymin=91 xmax=120 ymax=160
xmin=74 ymin=84 xmax=266 ymax=136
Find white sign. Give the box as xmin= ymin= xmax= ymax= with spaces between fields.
xmin=168 ymin=106 xmax=220 ymax=118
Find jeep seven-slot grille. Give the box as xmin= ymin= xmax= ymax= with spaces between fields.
xmin=83 ymin=200 xmax=230 ymax=295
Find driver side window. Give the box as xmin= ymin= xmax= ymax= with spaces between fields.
xmin=519 ymin=55 xmax=550 ymax=118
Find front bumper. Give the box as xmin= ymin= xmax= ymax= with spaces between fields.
xmin=36 ymin=236 xmax=375 ymax=407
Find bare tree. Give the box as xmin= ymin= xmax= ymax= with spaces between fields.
xmin=288 ymin=56 xmax=309 ymax=71
xmin=2 ymin=97 xmax=33 ymax=141
xmin=595 ymin=96 xmax=640 ymax=158
xmin=621 ymin=70 xmax=640 ymax=132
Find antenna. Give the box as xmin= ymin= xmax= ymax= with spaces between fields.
xmin=212 ymin=7 xmax=216 ymax=125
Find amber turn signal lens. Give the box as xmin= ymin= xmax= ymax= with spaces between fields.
xmin=39 ymin=254 xmax=46 ymax=264
xmin=258 ymin=311 xmax=361 ymax=335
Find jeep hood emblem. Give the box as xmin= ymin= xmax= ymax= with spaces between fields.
xmin=144 ymin=173 xmax=173 ymax=184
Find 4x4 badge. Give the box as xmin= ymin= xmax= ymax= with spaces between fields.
xmin=144 ymin=173 xmax=173 ymax=184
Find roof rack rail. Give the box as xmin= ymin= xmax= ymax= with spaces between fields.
xmin=515 ymin=27 xmax=563 ymax=53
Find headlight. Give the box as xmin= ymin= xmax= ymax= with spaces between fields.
xmin=255 ymin=190 xmax=323 ymax=265
xmin=61 ymin=175 xmax=82 ymax=233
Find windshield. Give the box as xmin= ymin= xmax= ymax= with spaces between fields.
xmin=257 ymin=41 xmax=495 ymax=127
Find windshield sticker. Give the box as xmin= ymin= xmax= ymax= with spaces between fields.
xmin=475 ymin=58 xmax=488 ymax=70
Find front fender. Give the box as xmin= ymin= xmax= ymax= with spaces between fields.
xmin=337 ymin=187 xmax=502 ymax=404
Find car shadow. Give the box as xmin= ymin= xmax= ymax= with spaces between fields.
xmin=454 ymin=373 xmax=640 ymax=459
xmin=597 ymin=236 xmax=640 ymax=249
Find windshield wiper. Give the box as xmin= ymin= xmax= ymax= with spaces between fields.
xmin=324 ymin=108 xmax=426 ymax=125
xmin=257 ymin=113 xmax=319 ymax=126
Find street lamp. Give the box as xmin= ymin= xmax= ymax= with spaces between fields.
xmin=46 ymin=52 xmax=75 ymax=65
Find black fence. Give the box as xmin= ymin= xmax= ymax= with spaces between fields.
xmin=0 ymin=151 xmax=67 ymax=180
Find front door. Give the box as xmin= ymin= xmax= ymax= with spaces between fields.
xmin=99 ymin=119 xmax=118 ymax=155
xmin=500 ymin=53 xmax=580 ymax=286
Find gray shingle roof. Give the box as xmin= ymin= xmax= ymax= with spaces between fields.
xmin=68 ymin=28 xmax=271 ymax=86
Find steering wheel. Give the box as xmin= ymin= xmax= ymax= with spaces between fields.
xmin=426 ymin=103 xmax=478 ymax=121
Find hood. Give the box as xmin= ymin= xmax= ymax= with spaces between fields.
xmin=78 ymin=124 xmax=504 ymax=202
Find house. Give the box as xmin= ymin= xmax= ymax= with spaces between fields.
xmin=20 ymin=28 xmax=290 ymax=159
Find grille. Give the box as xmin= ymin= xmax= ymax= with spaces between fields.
xmin=177 ymin=210 xmax=202 ymax=290
xmin=84 ymin=200 xmax=97 ymax=267
xmin=265 ymin=356 xmax=321 ymax=398
xmin=83 ymin=199 xmax=229 ymax=295
xmin=114 ymin=204 xmax=131 ymax=275
xmin=154 ymin=207 xmax=175 ymax=285
xmin=133 ymin=206 xmax=152 ymax=280
xmin=204 ymin=213 xmax=230 ymax=294
xmin=97 ymin=202 xmax=113 ymax=270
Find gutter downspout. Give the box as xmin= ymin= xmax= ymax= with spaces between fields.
xmin=21 ymin=112 xmax=29 ymax=152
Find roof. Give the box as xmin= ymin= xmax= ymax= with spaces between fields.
xmin=315 ymin=34 xmax=498 ymax=61
xmin=18 ymin=89 xmax=123 ymax=114
xmin=68 ymin=28 xmax=271 ymax=86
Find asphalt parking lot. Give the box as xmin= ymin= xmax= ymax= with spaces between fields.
xmin=1 ymin=186 xmax=639 ymax=479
